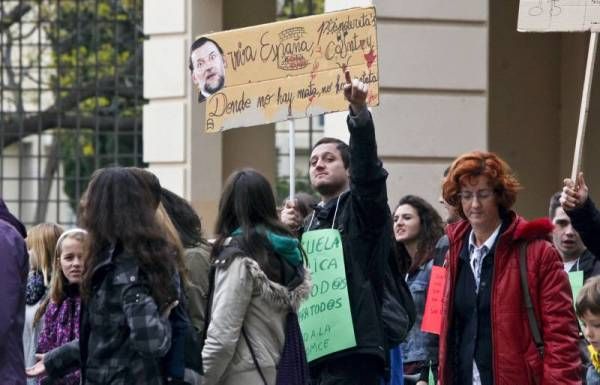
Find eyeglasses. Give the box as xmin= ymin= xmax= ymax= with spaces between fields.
xmin=458 ymin=189 xmax=494 ymax=202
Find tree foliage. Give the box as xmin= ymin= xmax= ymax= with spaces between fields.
xmin=1 ymin=1 xmax=143 ymax=214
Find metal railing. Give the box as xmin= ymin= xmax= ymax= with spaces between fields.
xmin=0 ymin=0 xmax=144 ymax=227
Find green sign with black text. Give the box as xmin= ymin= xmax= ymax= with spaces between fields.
xmin=299 ymin=229 xmax=356 ymax=362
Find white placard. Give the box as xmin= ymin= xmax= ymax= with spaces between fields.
xmin=518 ymin=0 xmax=600 ymax=32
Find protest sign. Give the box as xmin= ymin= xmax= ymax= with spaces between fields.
xmin=568 ymin=270 xmax=584 ymax=305
xmin=518 ymin=1 xmax=599 ymax=179
xmin=421 ymin=266 xmax=447 ymax=335
xmin=298 ymin=229 xmax=356 ymax=362
xmin=190 ymin=6 xmax=379 ymax=133
xmin=518 ymin=1 xmax=600 ymax=32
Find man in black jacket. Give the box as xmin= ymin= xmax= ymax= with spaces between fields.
xmin=281 ymin=70 xmax=405 ymax=385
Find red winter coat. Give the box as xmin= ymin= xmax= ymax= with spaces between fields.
xmin=438 ymin=212 xmax=581 ymax=385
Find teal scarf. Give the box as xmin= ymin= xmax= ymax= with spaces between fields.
xmin=231 ymin=228 xmax=302 ymax=267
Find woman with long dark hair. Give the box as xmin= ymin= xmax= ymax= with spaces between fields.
xmin=393 ymin=195 xmax=443 ymax=385
xmin=26 ymin=167 xmax=179 ymax=385
xmin=202 ymin=169 xmax=311 ymax=385
xmin=160 ymin=188 xmax=211 ymax=384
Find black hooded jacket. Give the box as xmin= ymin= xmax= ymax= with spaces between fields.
xmin=568 ymin=197 xmax=600 ymax=260
xmin=302 ymin=108 xmax=409 ymax=369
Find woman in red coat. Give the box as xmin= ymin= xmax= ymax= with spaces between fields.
xmin=438 ymin=151 xmax=581 ymax=385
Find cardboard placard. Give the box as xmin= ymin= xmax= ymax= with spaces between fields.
xmin=421 ymin=265 xmax=448 ymax=335
xmin=190 ymin=6 xmax=379 ymax=132
xmin=298 ymin=229 xmax=356 ymax=362
xmin=569 ymin=270 xmax=584 ymax=305
xmin=518 ymin=0 xmax=600 ymax=32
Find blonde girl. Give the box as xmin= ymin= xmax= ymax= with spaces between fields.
xmin=23 ymin=223 xmax=63 ymax=385
xmin=35 ymin=229 xmax=86 ymax=385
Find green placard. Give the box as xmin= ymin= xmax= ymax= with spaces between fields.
xmin=298 ymin=229 xmax=356 ymax=362
xmin=429 ymin=365 xmax=435 ymax=385
xmin=569 ymin=270 xmax=584 ymax=305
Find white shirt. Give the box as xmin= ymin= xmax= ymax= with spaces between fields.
xmin=563 ymin=258 xmax=578 ymax=273
xmin=468 ymin=224 xmax=502 ymax=292
xmin=467 ymin=223 xmax=502 ymax=385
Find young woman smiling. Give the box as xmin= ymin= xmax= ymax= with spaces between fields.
xmin=393 ymin=195 xmax=443 ymax=385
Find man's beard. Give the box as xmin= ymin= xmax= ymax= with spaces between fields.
xmin=204 ymin=75 xmax=225 ymax=94
xmin=313 ymin=179 xmax=347 ymax=200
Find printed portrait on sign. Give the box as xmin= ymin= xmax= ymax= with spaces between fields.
xmin=189 ymin=37 xmax=226 ymax=103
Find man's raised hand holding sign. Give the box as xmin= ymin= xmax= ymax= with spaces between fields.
xmin=343 ymin=69 xmax=368 ymax=115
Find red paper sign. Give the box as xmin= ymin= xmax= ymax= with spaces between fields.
xmin=421 ymin=266 xmax=448 ymax=335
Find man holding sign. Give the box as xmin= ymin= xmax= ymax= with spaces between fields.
xmin=281 ymin=70 xmax=413 ymax=385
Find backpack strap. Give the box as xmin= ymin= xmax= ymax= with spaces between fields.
xmin=242 ymin=328 xmax=269 ymax=385
xmin=518 ymin=241 xmax=544 ymax=357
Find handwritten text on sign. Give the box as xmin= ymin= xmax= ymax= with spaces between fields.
xmin=298 ymin=229 xmax=356 ymax=362
xmin=193 ymin=7 xmax=379 ymax=132
xmin=421 ymin=265 xmax=448 ymax=335
xmin=518 ymin=0 xmax=600 ymax=32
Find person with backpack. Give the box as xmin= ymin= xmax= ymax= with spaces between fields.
xmin=280 ymin=69 xmax=414 ymax=385
xmin=438 ymin=151 xmax=581 ymax=385
xmin=202 ymin=168 xmax=311 ymax=385
xmin=392 ymin=195 xmax=444 ymax=385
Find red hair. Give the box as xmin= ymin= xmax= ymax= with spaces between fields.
xmin=442 ymin=151 xmax=521 ymax=219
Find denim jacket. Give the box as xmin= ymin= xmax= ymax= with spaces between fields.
xmin=400 ymin=259 xmax=438 ymax=364
xmin=588 ymin=366 xmax=600 ymax=385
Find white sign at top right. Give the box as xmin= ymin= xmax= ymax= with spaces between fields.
xmin=518 ymin=0 xmax=600 ymax=32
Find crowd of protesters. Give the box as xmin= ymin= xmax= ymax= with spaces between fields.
xmin=2 ymin=70 xmax=600 ymax=385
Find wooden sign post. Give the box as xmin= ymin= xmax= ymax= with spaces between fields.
xmin=571 ymin=33 xmax=598 ymax=180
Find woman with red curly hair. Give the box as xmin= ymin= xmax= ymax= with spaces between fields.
xmin=437 ymin=151 xmax=581 ymax=385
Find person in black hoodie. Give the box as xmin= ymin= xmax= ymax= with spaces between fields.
xmin=280 ymin=70 xmax=413 ymax=385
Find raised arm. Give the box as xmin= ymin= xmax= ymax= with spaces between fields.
xmin=344 ymin=70 xmax=389 ymax=229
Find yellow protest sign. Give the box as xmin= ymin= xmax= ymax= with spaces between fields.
xmin=190 ymin=6 xmax=379 ymax=133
